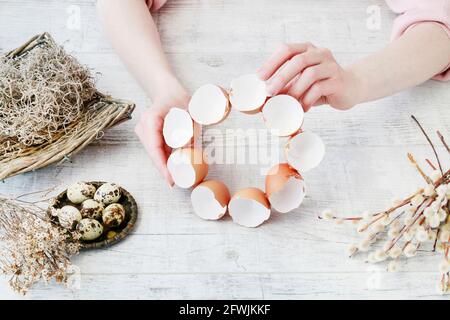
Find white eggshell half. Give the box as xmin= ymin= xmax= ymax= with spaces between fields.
xmin=285 ymin=131 xmax=325 ymax=173
xmin=191 ymin=186 xmax=227 ymax=220
xmin=229 ymin=74 xmax=268 ymax=112
xmin=167 ymin=148 xmax=208 ymax=189
xmin=229 ymin=198 xmax=271 ymax=228
xmin=163 ymin=107 xmax=194 ymax=148
xmin=167 ymin=151 xmax=196 ymax=188
xmin=269 ymin=177 xmax=306 ymax=213
xmin=188 ymin=84 xmax=229 ymax=125
xmin=262 ymin=95 xmax=304 ymax=137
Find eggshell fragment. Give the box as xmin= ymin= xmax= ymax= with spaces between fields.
xmin=285 ymin=131 xmax=325 ymax=173
xmin=265 ymin=163 xmax=306 ymax=213
xmin=262 ymin=95 xmax=304 ymax=137
xmin=188 ymin=84 xmax=230 ymax=125
xmin=230 ymin=74 xmax=268 ymax=113
xmin=163 ymin=107 xmax=194 ymax=148
xmin=167 ymin=148 xmax=209 ymax=189
xmin=191 ymin=180 xmax=230 ymax=220
xmin=228 ymin=188 xmax=271 ymax=228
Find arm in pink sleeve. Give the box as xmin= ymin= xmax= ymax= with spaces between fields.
xmin=386 ymin=0 xmax=450 ymax=81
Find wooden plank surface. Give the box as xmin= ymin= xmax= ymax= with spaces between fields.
xmin=0 ymin=0 xmax=449 ymax=299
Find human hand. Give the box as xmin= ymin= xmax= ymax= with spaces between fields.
xmin=147 ymin=0 xmax=168 ymax=12
xmin=134 ymin=85 xmax=194 ymax=187
xmin=257 ymin=43 xmax=363 ymax=112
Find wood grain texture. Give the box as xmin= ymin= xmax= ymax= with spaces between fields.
xmin=0 ymin=0 xmax=449 ymax=299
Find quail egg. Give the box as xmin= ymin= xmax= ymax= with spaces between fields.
xmin=80 ymin=199 xmax=104 ymax=220
xmin=94 ymin=183 xmax=121 ymax=205
xmin=58 ymin=205 xmax=82 ymax=230
xmin=102 ymin=203 xmax=126 ymax=227
xmin=67 ymin=182 xmax=96 ymax=204
xmin=77 ymin=218 xmax=104 ymax=241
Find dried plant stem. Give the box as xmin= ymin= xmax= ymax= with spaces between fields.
xmin=425 ymin=159 xmax=437 ymax=171
xmin=408 ymin=153 xmax=433 ymax=184
xmin=437 ymin=131 xmax=450 ymax=155
xmin=411 ymin=115 xmax=443 ymax=174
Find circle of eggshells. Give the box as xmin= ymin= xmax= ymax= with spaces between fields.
xmin=53 ymin=182 xmax=126 ymax=241
xmin=163 ymin=74 xmax=325 ymax=228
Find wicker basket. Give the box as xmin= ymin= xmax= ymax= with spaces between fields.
xmin=0 ymin=33 xmax=136 ymax=180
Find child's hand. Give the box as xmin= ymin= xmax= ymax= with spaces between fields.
xmin=257 ymin=43 xmax=361 ymax=111
xmin=134 ymin=88 xmax=192 ymax=187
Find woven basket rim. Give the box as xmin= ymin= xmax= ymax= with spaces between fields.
xmin=0 ymin=33 xmax=136 ymax=180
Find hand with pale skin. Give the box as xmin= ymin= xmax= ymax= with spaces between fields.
xmin=258 ymin=43 xmax=359 ymax=112
xmin=134 ymin=88 xmax=191 ymax=187
xmin=98 ymin=0 xmax=186 ymax=187
xmin=258 ymin=23 xmax=450 ymax=112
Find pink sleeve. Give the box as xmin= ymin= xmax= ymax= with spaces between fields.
xmin=386 ymin=0 xmax=450 ymax=81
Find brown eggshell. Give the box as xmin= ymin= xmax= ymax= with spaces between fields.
xmin=265 ymin=163 xmax=302 ymax=198
xmin=231 ymin=187 xmax=270 ymax=209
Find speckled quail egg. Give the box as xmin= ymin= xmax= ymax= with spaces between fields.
xmin=80 ymin=199 xmax=104 ymax=220
xmin=67 ymin=182 xmax=96 ymax=204
xmin=94 ymin=183 xmax=121 ymax=205
xmin=58 ymin=205 xmax=82 ymax=230
xmin=102 ymin=203 xmax=126 ymax=227
xmin=77 ymin=218 xmax=104 ymax=241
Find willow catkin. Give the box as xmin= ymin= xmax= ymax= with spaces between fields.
xmin=0 ymin=45 xmax=96 ymax=147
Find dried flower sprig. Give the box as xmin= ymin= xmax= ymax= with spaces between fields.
xmin=320 ymin=116 xmax=450 ymax=294
xmin=0 ymin=195 xmax=81 ymax=295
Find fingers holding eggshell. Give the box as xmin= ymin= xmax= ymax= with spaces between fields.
xmin=229 ymin=74 xmax=268 ymax=113
xmin=162 ymin=107 xmax=194 ymax=148
xmin=262 ymin=95 xmax=304 ymax=137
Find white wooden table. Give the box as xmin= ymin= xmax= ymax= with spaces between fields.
xmin=1 ymin=0 xmax=449 ymax=299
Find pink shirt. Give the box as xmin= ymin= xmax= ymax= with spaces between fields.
xmin=147 ymin=0 xmax=450 ymax=81
xmin=386 ymin=0 xmax=450 ymax=81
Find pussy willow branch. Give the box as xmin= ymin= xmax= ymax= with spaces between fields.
xmin=411 ymin=115 xmax=443 ymax=175
xmin=437 ymin=130 xmax=450 ymax=155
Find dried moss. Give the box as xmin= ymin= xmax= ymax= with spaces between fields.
xmin=0 ymin=44 xmax=96 ymax=147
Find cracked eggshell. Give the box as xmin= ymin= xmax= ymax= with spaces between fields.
xmin=229 ymin=74 xmax=268 ymax=114
xmin=167 ymin=147 xmax=209 ymax=189
xmin=94 ymin=183 xmax=121 ymax=205
xmin=77 ymin=218 xmax=104 ymax=241
xmin=163 ymin=107 xmax=194 ymax=148
xmin=285 ymin=131 xmax=325 ymax=173
xmin=265 ymin=163 xmax=306 ymax=213
xmin=66 ymin=182 xmax=96 ymax=204
xmin=262 ymin=95 xmax=304 ymax=137
xmin=228 ymin=188 xmax=271 ymax=228
xmin=80 ymin=199 xmax=104 ymax=220
xmin=191 ymin=180 xmax=230 ymax=220
xmin=188 ymin=84 xmax=230 ymax=125
xmin=58 ymin=205 xmax=82 ymax=230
